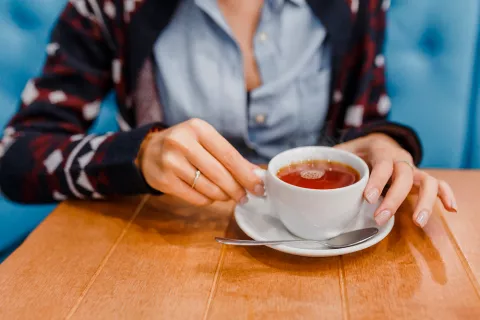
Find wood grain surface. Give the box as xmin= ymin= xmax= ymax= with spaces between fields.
xmin=1 ymin=170 xmax=479 ymax=319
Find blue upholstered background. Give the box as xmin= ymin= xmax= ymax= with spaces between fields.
xmin=386 ymin=0 xmax=480 ymax=168
xmin=0 ymin=0 xmax=479 ymax=261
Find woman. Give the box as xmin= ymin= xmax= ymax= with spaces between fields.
xmin=0 ymin=0 xmax=456 ymax=227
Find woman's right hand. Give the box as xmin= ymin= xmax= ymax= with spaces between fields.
xmin=138 ymin=119 xmax=264 ymax=206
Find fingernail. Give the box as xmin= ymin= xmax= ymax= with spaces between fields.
xmin=238 ymin=196 xmax=249 ymax=205
xmin=375 ymin=210 xmax=391 ymax=225
xmin=415 ymin=210 xmax=429 ymax=227
xmin=254 ymin=184 xmax=265 ymax=196
xmin=365 ymin=188 xmax=380 ymax=204
xmin=450 ymin=199 xmax=458 ymax=212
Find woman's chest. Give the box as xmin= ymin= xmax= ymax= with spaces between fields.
xmin=152 ymin=0 xmax=332 ymax=140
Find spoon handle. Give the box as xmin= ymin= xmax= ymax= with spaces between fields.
xmin=215 ymin=237 xmax=326 ymax=246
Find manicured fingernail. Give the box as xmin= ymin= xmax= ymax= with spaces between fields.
xmin=239 ymin=196 xmax=249 ymax=205
xmin=365 ymin=188 xmax=380 ymax=204
xmin=415 ymin=210 xmax=429 ymax=227
xmin=254 ymin=184 xmax=265 ymax=196
xmin=375 ymin=210 xmax=391 ymax=225
xmin=450 ymin=199 xmax=458 ymax=212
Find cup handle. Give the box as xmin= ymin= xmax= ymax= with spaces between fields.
xmin=253 ymin=168 xmax=266 ymax=184
xmin=244 ymin=168 xmax=267 ymax=202
xmin=240 ymin=168 xmax=274 ymax=215
xmin=254 ymin=168 xmax=267 ymax=194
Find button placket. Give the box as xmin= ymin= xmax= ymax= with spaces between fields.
xmin=254 ymin=113 xmax=267 ymax=125
xmin=258 ymin=32 xmax=268 ymax=42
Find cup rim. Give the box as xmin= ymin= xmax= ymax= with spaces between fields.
xmin=267 ymin=146 xmax=369 ymax=193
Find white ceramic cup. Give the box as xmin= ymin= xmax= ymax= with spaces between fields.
xmin=254 ymin=146 xmax=370 ymax=240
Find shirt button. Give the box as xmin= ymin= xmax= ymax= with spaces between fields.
xmin=255 ymin=114 xmax=266 ymax=125
xmin=258 ymin=32 xmax=268 ymax=42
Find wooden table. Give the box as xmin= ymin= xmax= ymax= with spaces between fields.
xmin=1 ymin=170 xmax=480 ymax=319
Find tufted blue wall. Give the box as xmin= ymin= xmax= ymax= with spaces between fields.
xmin=386 ymin=0 xmax=480 ymax=168
xmin=0 ymin=0 xmax=64 ymax=127
xmin=468 ymin=31 xmax=480 ymax=168
xmin=0 ymin=0 xmax=118 ymax=133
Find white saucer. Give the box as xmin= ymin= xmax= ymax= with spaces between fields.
xmin=234 ymin=196 xmax=394 ymax=257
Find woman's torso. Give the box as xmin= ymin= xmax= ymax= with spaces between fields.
xmin=152 ymin=0 xmax=331 ymax=163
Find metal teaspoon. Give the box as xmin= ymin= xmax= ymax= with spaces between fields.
xmin=215 ymin=227 xmax=379 ymax=249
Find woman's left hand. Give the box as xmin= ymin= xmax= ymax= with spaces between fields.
xmin=335 ymin=133 xmax=457 ymax=228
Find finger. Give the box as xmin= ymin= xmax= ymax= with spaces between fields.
xmin=334 ymin=135 xmax=370 ymax=152
xmin=148 ymin=167 xmax=213 ymax=207
xmin=170 ymin=155 xmax=231 ymax=202
xmin=374 ymin=162 xmax=414 ymax=225
xmin=364 ymin=159 xmax=393 ymax=204
xmin=180 ymin=141 xmax=248 ymax=203
xmin=190 ymin=120 xmax=264 ymax=194
xmin=170 ymin=177 xmax=214 ymax=207
xmin=412 ymin=174 xmax=439 ymax=227
xmin=438 ymin=180 xmax=457 ymax=212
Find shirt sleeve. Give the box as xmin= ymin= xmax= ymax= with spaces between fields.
xmin=0 ymin=1 xmax=160 ymax=203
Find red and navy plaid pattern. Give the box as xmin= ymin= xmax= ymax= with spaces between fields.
xmin=0 ymin=0 xmax=421 ymax=203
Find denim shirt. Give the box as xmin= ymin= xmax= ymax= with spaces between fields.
xmin=154 ymin=0 xmax=331 ymax=163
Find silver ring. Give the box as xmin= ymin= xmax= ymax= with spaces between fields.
xmin=191 ymin=170 xmax=201 ymax=189
xmin=395 ymin=160 xmax=415 ymax=171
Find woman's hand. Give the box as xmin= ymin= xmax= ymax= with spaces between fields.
xmin=335 ymin=134 xmax=457 ymax=228
xmin=138 ymin=119 xmax=264 ymax=206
